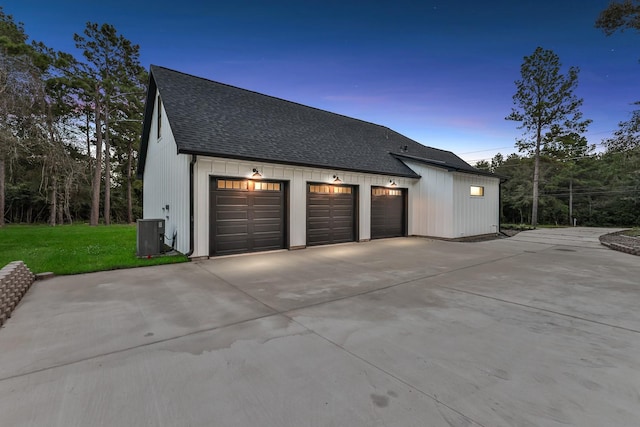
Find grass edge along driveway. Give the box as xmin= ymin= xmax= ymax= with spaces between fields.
xmin=0 ymin=224 xmax=188 ymax=275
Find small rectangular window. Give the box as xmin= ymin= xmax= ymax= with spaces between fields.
xmin=310 ymin=185 xmax=329 ymax=193
xmin=217 ymin=179 xmax=248 ymax=190
xmin=332 ymin=186 xmax=351 ymax=194
xmin=470 ymin=185 xmax=484 ymax=197
xmin=254 ymin=182 xmax=280 ymax=191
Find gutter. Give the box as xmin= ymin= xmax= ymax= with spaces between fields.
xmin=186 ymin=154 xmax=196 ymax=256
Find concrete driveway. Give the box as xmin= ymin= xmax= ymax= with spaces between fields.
xmin=1 ymin=227 xmax=639 ymax=426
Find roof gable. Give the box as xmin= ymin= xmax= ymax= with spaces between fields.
xmin=138 ymin=65 xmax=487 ymax=179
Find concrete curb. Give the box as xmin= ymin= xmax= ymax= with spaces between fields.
xmin=599 ymin=232 xmax=640 ymax=256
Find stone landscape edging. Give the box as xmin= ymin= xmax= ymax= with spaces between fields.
xmin=0 ymin=261 xmax=35 ymax=327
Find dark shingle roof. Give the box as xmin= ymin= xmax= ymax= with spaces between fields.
xmin=138 ymin=65 xmax=489 ymax=179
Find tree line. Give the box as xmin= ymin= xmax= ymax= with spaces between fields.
xmin=1 ymin=3 xmax=638 ymax=228
xmin=478 ymin=1 xmax=639 ymax=227
xmin=0 ymin=7 xmax=146 ymax=227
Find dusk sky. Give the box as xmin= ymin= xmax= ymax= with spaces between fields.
xmin=4 ymin=0 xmax=639 ymax=163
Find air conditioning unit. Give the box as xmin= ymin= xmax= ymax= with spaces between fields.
xmin=137 ymin=219 xmax=165 ymax=257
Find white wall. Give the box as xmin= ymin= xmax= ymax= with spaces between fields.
xmin=401 ymin=160 xmax=455 ymax=238
xmin=193 ymin=157 xmax=416 ymax=257
xmin=452 ymin=173 xmax=501 ymax=237
xmin=142 ymin=92 xmax=191 ymax=254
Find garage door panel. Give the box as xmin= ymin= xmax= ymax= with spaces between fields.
xmin=307 ymin=223 xmax=329 ymax=232
xmin=214 ymin=237 xmax=249 ymax=254
xmin=253 ymin=237 xmax=285 ymax=250
xmin=332 ymin=198 xmax=353 ymax=206
xmin=216 ymin=210 xmax=249 ymax=220
xmin=308 ymin=197 xmax=331 ymax=206
xmin=332 ymin=209 xmax=353 ymax=217
xmin=308 ymin=209 xmax=330 ymax=219
xmin=216 ymin=195 xmax=249 ymax=206
xmin=253 ymin=195 xmax=282 ymax=205
xmin=216 ymin=223 xmax=248 ymax=235
xmin=253 ymin=222 xmax=282 ymax=233
xmin=254 ymin=209 xmax=282 ymax=219
xmin=332 ymin=220 xmax=353 ymax=229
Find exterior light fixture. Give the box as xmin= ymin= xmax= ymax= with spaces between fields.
xmin=333 ymin=175 xmax=342 ymax=183
xmin=252 ymin=168 xmax=262 ymax=178
xmin=389 ymin=180 xmax=397 ymax=187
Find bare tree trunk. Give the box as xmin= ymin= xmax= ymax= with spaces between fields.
xmin=90 ymin=92 xmax=102 ymax=226
xmin=57 ymin=190 xmax=63 ymax=225
xmin=103 ymin=101 xmax=111 ymax=225
xmin=64 ymin=175 xmax=73 ymax=224
xmin=49 ymin=176 xmax=57 ymax=226
xmin=0 ymin=157 xmax=5 ymax=227
xmin=531 ymin=125 xmax=542 ymax=227
xmin=127 ymin=139 xmax=133 ymax=224
xmin=86 ymin=110 xmax=91 ymax=161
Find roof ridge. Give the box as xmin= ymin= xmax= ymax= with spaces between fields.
xmin=144 ymin=65 xmax=488 ymax=179
xmin=151 ymin=64 xmax=414 ymax=137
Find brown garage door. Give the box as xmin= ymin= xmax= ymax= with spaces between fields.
xmin=371 ymin=187 xmax=406 ymax=239
xmin=210 ymin=178 xmax=285 ymax=256
xmin=307 ymin=183 xmax=356 ymax=246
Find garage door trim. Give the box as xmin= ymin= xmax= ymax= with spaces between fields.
xmin=209 ymin=176 xmax=288 ymax=256
xmin=370 ymin=186 xmax=407 ymax=239
xmin=306 ymin=182 xmax=358 ymax=247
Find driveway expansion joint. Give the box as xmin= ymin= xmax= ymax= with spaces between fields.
xmin=439 ymin=286 xmax=640 ymax=335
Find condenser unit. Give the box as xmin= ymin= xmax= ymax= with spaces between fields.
xmin=137 ymin=219 xmax=165 ymax=257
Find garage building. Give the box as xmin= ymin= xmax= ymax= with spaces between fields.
xmin=137 ymin=66 xmax=500 ymax=257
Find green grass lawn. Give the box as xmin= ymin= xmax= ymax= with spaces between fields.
xmin=0 ymin=224 xmax=189 ymax=275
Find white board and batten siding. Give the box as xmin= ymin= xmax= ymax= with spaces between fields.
xmin=192 ymin=157 xmax=417 ymax=258
xmin=399 ymin=160 xmax=500 ymax=239
xmin=452 ymin=172 xmax=500 ymax=237
xmin=401 ymin=160 xmax=454 ymax=238
xmin=142 ymin=94 xmax=191 ymax=254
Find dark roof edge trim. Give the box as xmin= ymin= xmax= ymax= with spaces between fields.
xmin=176 ymin=148 xmax=422 ymax=179
xmin=392 ymin=152 xmax=500 ymax=179
xmin=136 ymin=71 xmax=158 ymax=179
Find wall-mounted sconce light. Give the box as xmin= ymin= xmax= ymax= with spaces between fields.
xmin=252 ymin=168 xmax=262 ymax=178
xmin=389 ymin=180 xmax=397 ymax=187
xmin=165 ymin=204 xmax=170 ymax=210
xmin=333 ymin=175 xmax=342 ymax=183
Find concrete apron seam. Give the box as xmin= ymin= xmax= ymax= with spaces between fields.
xmin=233 ymin=251 xmax=528 ymax=316
xmin=193 ymin=263 xmax=282 ymax=314
xmin=0 ymin=311 xmax=282 ymax=384
xmin=287 ymin=316 xmax=488 ymax=427
xmin=439 ymin=285 xmax=640 ymax=335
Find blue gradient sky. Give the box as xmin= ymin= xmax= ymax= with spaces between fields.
xmin=5 ymin=0 xmax=639 ymax=163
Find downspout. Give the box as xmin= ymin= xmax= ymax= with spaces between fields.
xmin=186 ymin=154 xmax=197 ymax=256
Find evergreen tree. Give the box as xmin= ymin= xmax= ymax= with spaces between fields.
xmin=506 ymin=47 xmax=591 ymax=226
xmin=74 ymin=22 xmax=144 ymax=225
